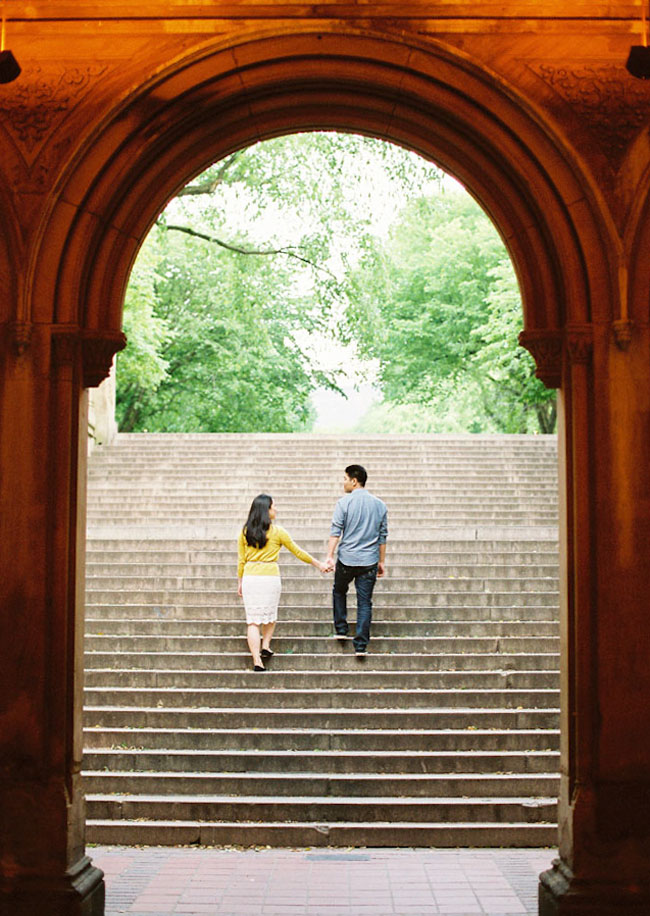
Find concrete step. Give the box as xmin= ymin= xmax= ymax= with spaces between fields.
xmin=85 ymin=496 xmax=556 ymax=507
xmin=85 ymin=793 xmax=557 ymax=824
xmin=83 ymin=771 xmax=560 ymax=798
xmin=83 ymin=707 xmax=560 ymax=730
xmin=85 ymin=619 xmax=559 ymax=637
xmin=85 ymin=562 xmax=560 ymax=578
xmin=84 ymin=635 xmax=560 ymax=653
xmin=84 ymin=686 xmax=559 ymax=710
xmin=85 ymin=603 xmax=558 ymax=621
xmin=83 ymin=747 xmax=559 ymax=774
xmin=84 ymin=818 xmax=558 ymax=848
xmin=84 ymin=590 xmax=559 ymax=607
xmin=83 ymin=668 xmax=559 ymax=689
xmin=83 ymin=726 xmax=559 ymax=752
xmin=84 ymin=651 xmax=559 ymax=671
xmin=84 ymin=575 xmax=558 ymax=593
xmin=85 ymin=542 xmax=560 ymax=558
xmin=87 ymin=511 xmax=559 ymax=523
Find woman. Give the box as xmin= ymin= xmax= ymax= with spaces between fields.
xmin=238 ymin=493 xmax=326 ymax=670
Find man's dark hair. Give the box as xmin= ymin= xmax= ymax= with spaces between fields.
xmin=345 ymin=464 xmax=367 ymax=487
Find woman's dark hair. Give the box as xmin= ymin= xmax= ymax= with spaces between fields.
xmin=244 ymin=493 xmax=273 ymax=548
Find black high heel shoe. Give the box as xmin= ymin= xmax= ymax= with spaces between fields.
xmin=253 ymin=664 xmax=265 ymax=671
xmin=261 ymin=648 xmax=274 ymax=659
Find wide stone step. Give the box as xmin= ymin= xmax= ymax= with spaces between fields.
xmin=85 ymin=619 xmax=558 ymax=638
xmin=83 ymin=726 xmax=559 ymax=752
xmin=85 ymin=562 xmax=560 ymax=578
xmin=84 ymin=650 xmax=559 ymax=672
xmin=85 ymin=575 xmax=557 ymax=594
xmin=84 ymin=818 xmax=558 ymax=848
xmin=91 ymin=466 xmax=557 ymax=473
xmin=86 ymin=603 xmax=557 ymax=621
xmin=85 ymin=793 xmax=557 ymax=824
xmin=83 ymin=771 xmax=560 ymax=798
xmin=83 ymin=707 xmax=560 ymax=730
xmin=83 ymin=686 xmax=559 ymax=710
xmin=87 ymin=481 xmax=557 ymax=491
xmin=90 ymin=457 xmax=557 ymax=465
xmin=85 ymin=589 xmax=559 ymax=607
xmin=83 ymin=668 xmax=559 ymax=689
xmin=91 ymin=460 xmax=557 ymax=468
xmin=86 ymin=542 xmax=559 ymax=559
xmin=86 ymin=497 xmax=556 ymax=508
xmin=83 ymin=747 xmax=559 ymax=774
xmin=85 ymin=635 xmax=560 ymax=653
xmin=87 ymin=498 xmax=558 ymax=507
xmin=87 ymin=511 xmax=558 ymax=523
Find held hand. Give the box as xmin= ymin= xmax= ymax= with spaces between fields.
xmin=324 ymin=556 xmax=335 ymax=573
xmin=317 ymin=561 xmax=330 ymax=574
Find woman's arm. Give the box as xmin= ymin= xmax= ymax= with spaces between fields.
xmin=237 ymin=530 xmax=246 ymax=584
xmin=278 ymin=527 xmax=328 ymax=572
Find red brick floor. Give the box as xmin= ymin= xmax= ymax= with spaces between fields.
xmin=92 ymin=846 xmax=555 ymax=916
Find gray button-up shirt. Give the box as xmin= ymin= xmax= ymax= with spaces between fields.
xmin=330 ymin=488 xmax=388 ymax=566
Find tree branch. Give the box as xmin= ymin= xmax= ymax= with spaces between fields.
xmin=176 ymin=151 xmax=245 ymax=197
xmin=162 ymin=222 xmax=337 ymax=279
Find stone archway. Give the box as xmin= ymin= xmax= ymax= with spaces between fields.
xmin=4 ymin=26 xmax=649 ymax=916
xmin=42 ymin=31 xmax=615 ymax=340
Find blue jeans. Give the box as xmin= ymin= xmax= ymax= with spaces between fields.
xmin=333 ymin=560 xmax=378 ymax=652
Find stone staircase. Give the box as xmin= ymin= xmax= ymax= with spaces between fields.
xmin=83 ymin=433 xmax=560 ymax=846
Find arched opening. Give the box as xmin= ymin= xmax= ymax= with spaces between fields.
xmin=108 ymin=131 xmax=558 ymax=437
xmin=11 ymin=26 xmax=625 ymax=914
xmin=81 ymin=128 xmax=562 ymax=848
xmin=36 ymin=31 xmax=614 ymax=341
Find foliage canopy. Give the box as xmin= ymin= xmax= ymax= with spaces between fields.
xmin=116 ymin=132 xmax=555 ymax=435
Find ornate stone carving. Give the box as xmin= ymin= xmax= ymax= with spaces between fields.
xmin=82 ymin=330 xmax=127 ymax=389
xmin=565 ymin=325 xmax=594 ymax=364
xmin=50 ymin=327 xmax=126 ymax=385
xmin=8 ymin=321 xmax=32 ymax=356
xmin=51 ymin=328 xmax=81 ymax=369
xmin=0 ymin=64 xmax=107 ymax=164
xmin=527 ymin=62 xmax=650 ymax=164
xmin=518 ymin=328 xmax=563 ymax=389
xmin=612 ymin=318 xmax=633 ymax=351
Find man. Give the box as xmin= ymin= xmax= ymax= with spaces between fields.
xmin=325 ymin=464 xmax=388 ymax=657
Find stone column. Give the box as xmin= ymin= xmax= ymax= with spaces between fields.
xmin=524 ymin=323 xmax=650 ymax=914
xmin=88 ymin=362 xmax=118 ymax=454
xmin=0 ymin=321 xmax=124 ymax=916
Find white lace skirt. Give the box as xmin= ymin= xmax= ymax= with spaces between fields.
xmin=241 ymin=575 xmax=282 ymax=625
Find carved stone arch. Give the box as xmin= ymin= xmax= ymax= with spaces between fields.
xmin=28 ymin=29 xmax=615 ymax=381
xmin=0 ymin=182 xmax=21 ymax=318
xmin=0 ymin=180 xmax=33 ymax=355
xmin=626 ymin=162 xmax=650 ymax=331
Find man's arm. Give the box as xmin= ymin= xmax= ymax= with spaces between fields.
xmin=326 ymin=535 xmax=339 ymax=571
xmin=377 ymin=541 xmax=386 ymax=578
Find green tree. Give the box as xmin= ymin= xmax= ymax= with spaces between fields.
xmin=116 ymin=233 xmax=170 ymax=431
xmin=118 ymin=224 xmax=335 ymax=432
xmin=344 ymin=191 xmax=556 ymax=433
xmin=116 ymin=133 xmax=443 ymax=432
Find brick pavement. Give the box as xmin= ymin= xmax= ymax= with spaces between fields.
xmin=92 ymin=846 xmax=555 ymax=916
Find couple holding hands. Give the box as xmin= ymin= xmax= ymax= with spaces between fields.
xmin=237 ymin=464 xmax=388 ymax=670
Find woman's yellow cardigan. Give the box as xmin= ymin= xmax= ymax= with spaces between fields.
xmin=237 ymin=524 xmax=315 ymax=578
